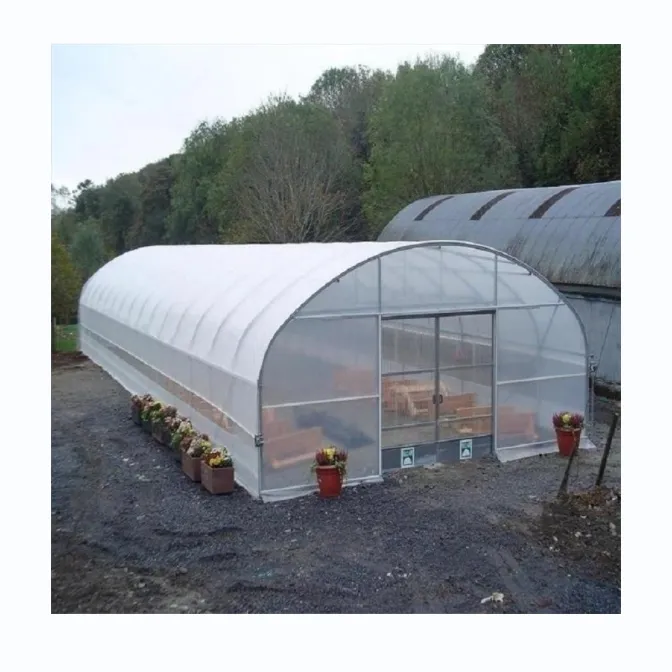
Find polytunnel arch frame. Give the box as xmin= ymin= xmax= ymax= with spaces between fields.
xmin=256 ymin=239 xmax=590 ymax=494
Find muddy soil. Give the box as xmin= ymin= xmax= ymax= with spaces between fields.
xmin=52 ymin=360 xmax=621 ymax=614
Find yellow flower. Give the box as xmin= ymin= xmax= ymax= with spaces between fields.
xmin=562 ymin=413 xmax=571 ymax=424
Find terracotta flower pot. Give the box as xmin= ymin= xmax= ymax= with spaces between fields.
xmin=555 ymin=428 xmax=581 ymax=457
xmin=315 ymin=465 xmax=343 ymax=498
xmin=182 ymin=452 xmax=202 ymax=482
xmin=201 ymin=464 xmax=234 ymax=495
xmin=131 ymin=404 xmax=142 ymax=426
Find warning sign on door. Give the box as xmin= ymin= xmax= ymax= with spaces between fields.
xmin=459 ymin=439 xmax=473 ymax=460
xmin=401 ymin=447 xmax=415 ymax=468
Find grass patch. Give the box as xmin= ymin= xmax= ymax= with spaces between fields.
xmin=54 ymin=325 xmax=78 ymax=353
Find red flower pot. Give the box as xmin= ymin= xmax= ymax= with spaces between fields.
xmin=555 ymin=428 xmax=581 ymax=457
xmin=315 ymin=466 xmax=343 ymax=498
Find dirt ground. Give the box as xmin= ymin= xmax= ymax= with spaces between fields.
xmin=51 ymin=356 xmax=621 ymax=614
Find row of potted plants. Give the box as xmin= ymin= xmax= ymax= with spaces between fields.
xmin=131 ymin=394 xmax=234 ymax=495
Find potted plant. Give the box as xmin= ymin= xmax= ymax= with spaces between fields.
xmin=150 ymin=404 xmax=177 ymax=446
xmin=171 ymin=419 xmax=196 ymax=460
xmin=311 ymin=445 xmax=348 ymax=498
xmin=552 ymin=412 xmax=585 ymax=457
xmin=201 ymin=447 xmax=234 ymax=495
xmin=182 ymin=434 xmax=211 ymax=482
xmin=130 ymin=394 xmax=151 ymax=426
xmin=141 ymin=400 xmax=161 ymax=434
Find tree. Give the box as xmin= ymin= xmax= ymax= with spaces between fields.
xmin=552 ymin=44 xmax=621 ymax=183
xmin=167 ymin=120 xmax=233 ymax=244
xmin=230 ymin=96 xmax=361 ymax=243
xmin=475 ymin=45 xmax=573 ymax=187
xmin=51 ymin=184 xmax=72 ymax=214
xmin=51 ymin=234 xmax=81 ymax=350
xmin=70 ymin=218 xmax=108 ymax=282
xmin=475 ymin=44 xmax=620 ymax=186
xmin=98 ymin=173 xmax=141 ymax=255
xmin=126 ymin=157 xmax=176 ymax=249
xmin=305 ymin=65 xmax=391 ymax=164
xmin=363 ymin=55 xmax=519 ymax=236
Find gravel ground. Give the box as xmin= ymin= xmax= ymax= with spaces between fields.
xmin=52 ymin=357 xmax=621 ymax=614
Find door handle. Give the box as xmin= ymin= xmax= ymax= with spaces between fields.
xmin=438 ymin=394 xmax=444 ymax=404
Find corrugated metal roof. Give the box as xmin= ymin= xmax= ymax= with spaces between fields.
xmin=379 ymin=181 xmax=621 ymax=289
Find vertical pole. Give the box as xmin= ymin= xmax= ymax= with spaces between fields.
xmin=492 ymin=254 xmax=499 ymax=458
xmin=434 ymin=316 xmax=440 ymax=446
xmin=377 ymin=258 xmax=383 ymax=477
xmin=557 ymin=431 xmax=580 ymax=499
xmin=588 ymin=355 xmax=597 ymax=429
xmin=491 ymin=311 xmax=498 ymax=457
xmin=257 ymin=378 xmax=264 ymax=497
xmin=596 ymin=411 xmax=620 ymax=487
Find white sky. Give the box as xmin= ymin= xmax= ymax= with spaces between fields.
xmin=51 ymin=44 xmax=485 ymax=191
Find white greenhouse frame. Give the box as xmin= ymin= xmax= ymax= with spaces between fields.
xmin=79 ymin=241 xmax=592 ymax=501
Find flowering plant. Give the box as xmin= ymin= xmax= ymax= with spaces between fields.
xmin=133 ymin=393 xmax=153 ymax=412
xmin=552 ymin=412 xmax=584 ymax=431
xmin=202 ymin=446 xmax=233 ymax=468
xmin=311 ymin=445 xmax=348 ymax=476
xmin=187 ymin=435 xmax=212 ymax=458
xmin=150 ymin=403 xmax=176 ymax=425
xmin=171 ymin=419 xmax=196 ymax=450
xmin=142 ymin=400 xmax=162 ymax=422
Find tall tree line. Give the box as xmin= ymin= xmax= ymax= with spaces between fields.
xmin=52 ymin=45 xmax=620 ymax=298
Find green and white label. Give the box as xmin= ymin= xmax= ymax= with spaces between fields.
xmin=459 ymin=439 xmax=473 ymax=460
xmin=401 ymin=446 xmax=415 ymax=468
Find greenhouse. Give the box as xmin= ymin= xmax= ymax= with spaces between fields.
xmin=379 ymin=180 xmax=621 ymax=385
xmin=79 ymin=241 xmax=592 ymax=501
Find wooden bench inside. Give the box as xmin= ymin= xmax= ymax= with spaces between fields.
xmin=448 ymin=404 xmax=537 ymax=440
xmin=438 ymin=392 xmax=477 ymax=416
xmin=455 ymin=405 xmax=493 ymax=434
xmin=263 ymin=426 xmax=324 ymax=470
xmin=383 ymin=380 xmax=449 ymax=418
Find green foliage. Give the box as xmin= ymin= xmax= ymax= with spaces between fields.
xmin=52 ymin=45 xmax=620 ymax=265
xmin=70 ymin=218 xmax=108 ymax=282
xmin=363 ymin=55 xmax=519 ymax=236
xmin=51 ymin=234 xmax=81 ymax=324
xmin=54 ymin=325 xmax=78 ymax=353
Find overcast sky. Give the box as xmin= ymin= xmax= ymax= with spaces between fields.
xmin=51 ymin=44 xmax=485 ymax=191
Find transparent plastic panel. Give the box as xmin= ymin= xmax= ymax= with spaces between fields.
xmin=437 ymin=367 xmax=493 ymax=440
xmin=496 ymin=256 xmax=562 ymax=306
xmin=497 ymin=306 xmax=586 ymax=382
xmin=298 ymin=259 xmax=379 ymax=316
xmin=381 ymin=371 xmax=436 ymax=447
xmin=438 ymin=314 xmax=493 ymax=368
xmin=496 ymin=375 xmax=586 ymax=451
xmin=381 ymin=246 xmax=496 ymax=313
xmin=382 ymin=317 xmax=435 ymax=374
xmin=261 ymin=397 xmax=379 ymax=493
xmin=262 ymin=316 xmax=379 ymax=406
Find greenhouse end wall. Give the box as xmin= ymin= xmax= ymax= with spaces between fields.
xmin=258 ymin=244 xmax=591 ymax=501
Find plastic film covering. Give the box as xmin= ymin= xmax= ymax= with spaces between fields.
xmin=260 ymin=316 xmax=380 ymax=498
xmin=79 ymin=240 xmax=590 ymax=500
